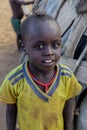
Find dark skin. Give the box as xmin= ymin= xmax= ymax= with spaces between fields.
xmin=63 ymin=98 xmax=75 ymax=130
xmin=25 ymin=20 xmax=61 ymax=81
xmin=6 ymin=104 xmax=17 ymax=130
xmin=9 ymin=0 xmax=34 ymax=18
xmin=9 ymin=0 xmax=34 ymax=49
xmin=6 ymin=18 xmax=75 ymax=130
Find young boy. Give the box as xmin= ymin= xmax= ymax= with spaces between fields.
xmin=9 ymin=0 xmax=34 ymax=50
xmin=0 ymin=12 xmax=82 ymax=130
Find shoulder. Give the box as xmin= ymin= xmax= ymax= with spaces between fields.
xmin=59 ymin=63 xmax=73 ymax=78
xmin=59 ymin=64 xmax=82 ymax=99
xmin=6 ymin=63 xmax=24 ymax=86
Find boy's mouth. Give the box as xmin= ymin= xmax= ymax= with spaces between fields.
xmin=44 ymin=60 xmax=53 ymax=63
xmin=42 ymin=59 xmax=55 ymax=66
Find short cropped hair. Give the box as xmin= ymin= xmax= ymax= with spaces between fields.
xmin=21 ymin=12 xmax=61 ymax=42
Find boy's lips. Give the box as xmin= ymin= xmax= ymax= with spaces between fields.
xmin=42 ymin=59 xmax=55 ymax=66
xmin=44 ymin=60 xmax=53 ymax=63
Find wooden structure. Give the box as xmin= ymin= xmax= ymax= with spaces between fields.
xmin=59 ymin=56 xmax=87 ymax=86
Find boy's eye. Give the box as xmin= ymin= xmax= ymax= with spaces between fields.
xmin=34 ymin=44 xmax=44 ymax=50
xmin=52 ymin=42 xmax=61 ymax=49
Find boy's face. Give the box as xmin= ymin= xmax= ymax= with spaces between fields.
xmin=25 ymin=20 xmax=61 ymax=72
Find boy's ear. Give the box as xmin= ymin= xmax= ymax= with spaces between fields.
xmin=23 ymin=46 xmax=27 ymax=54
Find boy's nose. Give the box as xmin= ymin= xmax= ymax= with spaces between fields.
xmin=44 ymin=46 xmax=53 ymax=55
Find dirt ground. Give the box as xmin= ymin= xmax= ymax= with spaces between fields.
xmin=0 ymin=0 xmax=22 ymax=129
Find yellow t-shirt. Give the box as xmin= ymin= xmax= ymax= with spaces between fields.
xmin=0 ymin=61 xmax=82 ymax=130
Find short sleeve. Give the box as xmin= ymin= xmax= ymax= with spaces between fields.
xmin=0 ymin=76 xmax=17 ymax=104
xmin=65 ymin=73 xmax=82 ymax=100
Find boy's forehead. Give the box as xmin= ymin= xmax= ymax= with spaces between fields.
xmin=28 ymin=20 xmax=60 ymax=34
xmin=24 ymin=20 xmax=61 ymax=43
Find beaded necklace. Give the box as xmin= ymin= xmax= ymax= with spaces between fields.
xmin=28 ymin=67 xmax=57 ymax=92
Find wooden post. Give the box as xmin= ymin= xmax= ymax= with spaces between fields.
xmin=64 ymin=13 xmax=87 ymax=58
xmin=73 ymin=45 xmax=87 ymax=73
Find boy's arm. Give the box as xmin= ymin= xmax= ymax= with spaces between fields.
xmin=15 ymin=0 xmax=34 ymax=5
xmin=6 ymin=104 xmax=17 ymax=130
xmin=63 ymin=97 xmax=75 ymax=130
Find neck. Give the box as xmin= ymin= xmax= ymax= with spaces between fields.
xmin=28 ymin=65 xmax=57 ymax=92
xmin=28 ymin=62 xmax=56 ymax=84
